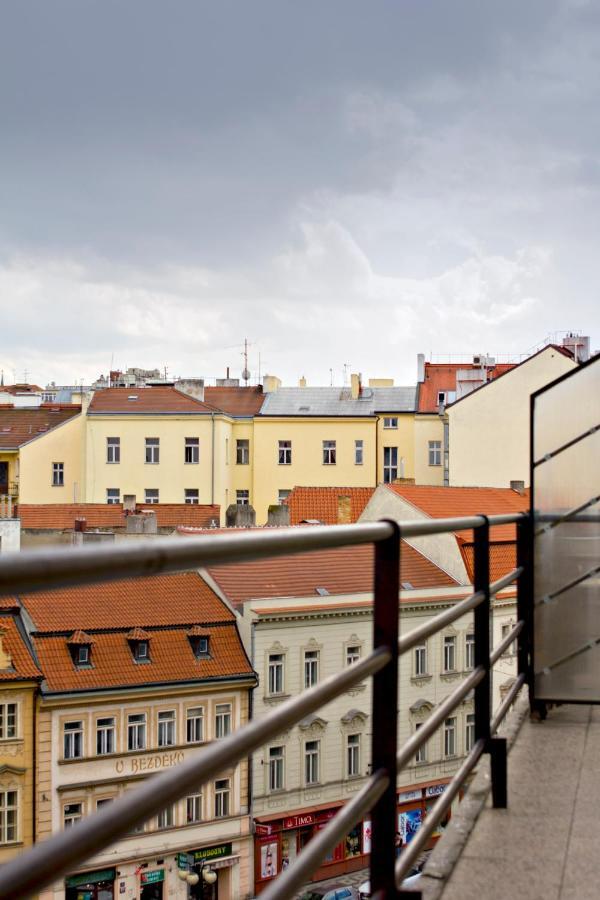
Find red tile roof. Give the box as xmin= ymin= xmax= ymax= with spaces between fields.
xmin=88 ymin=386 xmax=215 ymax=414
xmin=0 ymin=616 xmax=42 ymax=681
xmin=205 ymin=541 xmax=457 ymax=606
xmin=286 ymin=487 xmax=375 ymax=526
xmin=0 ymin=406 xmax=81 ymax=449
xmin=20 ymin=572 xmax=236 ymax=632
xmin=418 ymin=362 xmax=515 ymax=413
xmin=458 ymin=541 xmax=519 ymax=584
xmin=18 ymin=503 xmax=220 ymax=530
xmin=126 ymin=627 xmax=151 ymax=641
xmin=67 ymin=630 xmax=94 ymax=645
xmin=385 ymin=484 xmax=529 ymax=541
xmin=1 ymin=383 xmax=43 ymax=394
xmin=204 ymin=385 xmax=264 ymax=416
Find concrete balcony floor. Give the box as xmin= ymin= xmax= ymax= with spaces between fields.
xmin=422 ymin=700 xmax=600 ymax=900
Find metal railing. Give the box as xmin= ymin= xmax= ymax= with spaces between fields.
xmin=0 ymin=512 xmax=530 ymax=900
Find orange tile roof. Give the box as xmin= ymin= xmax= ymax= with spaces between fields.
xmin=385 ymin=484 xmax=529 ymax=541
xmin=286 ymin=487 xmax=375 ymax=525
xmin=126 ymin=627 xmax=151 ymax=641
xmin=206 ymin=541 xmax=457 ymax=606
xmin=67 ymin=630 xmax=94 ymax=644
xmin=18 ymin=503 xmax=220 ymax=530
xmin=1 ymin=383 xmax=44 ymax=394
xmin=458 ymin=541 xmax=519 ymax=584
xmin=32 ymin=624 xmax=252 ymax=693
xmin=418 ymin=362 xmax=515 ymax=412
xmin=204 ymin=385 xmax=264 ymax=416
xmin=20 ymin=572 xmax=236 ymax=633
xmin=252 ymin=592 xmax=475 ymax=615
xmin=0 ymin=406 xmax=81 ymax=449
xmin=0 ymin=615 xmax=42 ymax=681
xmin=88 ymin=386 xmax=215 ymax=414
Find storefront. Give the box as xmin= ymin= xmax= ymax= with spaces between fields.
xmin=177 ymin=841 xmax=236 ymax=899
xmin=139 ymin=868 xmax=165 ymax=900
xmin=253 ymin=782 xmax=454 ymax=893
xmin=65 ymin=868 xmax=116 ymax=900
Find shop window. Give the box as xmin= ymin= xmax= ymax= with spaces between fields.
xmin=268 ymin=746 xmax=284 ymax=792
xmin=345 ymin=822 xmax=362 ymax=858
xmin=0 ymin=791 xmax=17 ymax=843
xmin=414 ymin=643 xmax=427 ymax=676
xmin=322 ymin=440 xmax=336 ymax=465
xmin=96 ymin=717 xmax=115 ymax=755
xmin=145 ymin=437 xmax=160 ymax=464
xmin=185 ymin=437 xmax=199 ymax=464
xmin=157 ymin=805 xmax=174 ymax=830
xmin=127 ymin=713 xmax=147 ymax=751
xmin=383 ymin=446 xmax=397 ymax=483
xmin=0 ymin=703 xmax=17 ymax=739
xmin=158 ymin=710 xmax=176 ymax=747
xmin=186 ymin=707 xmax=204 ymax=743
xmin=186 ymin=792 xmax=202 ymax=824
xmin=466 ymin=713 xmax=475 ymax=752
xmin=304 ymin=649 xmax=319 ymax=688
xmin=236 ymin=439 xmax=250 ymax=464
xmin=52 ymin=462 xmax=64 ymax=486
xmin=278 ymin=440 xmax=292 ymax=465
xmin=429 ymin=440 xmax=442 ymax=466
xmin=260 ymin=841 xmax=278 ymax=879
xmin=214 ymin=778 xmax=230 ymax=817
xmin=443 ymin=635 xmax=456 ymax=672
xmin=63 ymin=802 xmax=83 ymax=829
xmin=268 ymin=653 xmax=285 ymax=695
xmin=63 ymin=721 xmax=83 ymax=759
xmin=347 ymin=733 xmax=361 ymax=777
xmin=355 ymin=439 xmax=364 ymax=465
xmin=444 ymin=717 xmax=457 ymax=758
xmin=215 ymin=703 xmax=232 ymax=739
xmin=106 ymin=436 xmax=120 ymax=464
xmin=465 ymin=632 xmax=475 ymax=669
xmin=304 ymin=740 xmax=320 ymax=785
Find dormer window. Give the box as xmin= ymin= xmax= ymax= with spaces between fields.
xmin=186 ymin=626 xmax=210 ymax=658
xmin=127 ymin=628 xmax=151 ymax=663
xmin=136 ymin=641 xmax=149 ymax=660
xmin=77 ymin=646 xmax=89 ymax=665
xmin=67 ymin=631 xmax=94 ymax=668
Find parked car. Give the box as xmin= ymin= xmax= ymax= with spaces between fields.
xmin=358 ymin=871 xmax=421 ymax=898
xmin=298 ymin=884 xmax=357 ymax=900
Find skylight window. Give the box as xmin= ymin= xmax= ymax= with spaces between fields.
xmin=127 ymin=395 xmax=138 ymax=401
xmin=315 ymin=586 xmax=329 ymax=596
xmin=401 ymin=581 xmax=414 ymax=590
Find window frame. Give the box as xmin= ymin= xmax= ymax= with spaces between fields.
xmin=465 ymin=632 xmax=475 ymax=670
xmin=236 ymin=489 xmax=250 ymax=506
xmin=236 ymin=439 xmax=250 ymax=465
xmin=428 ymin=440 xmax=442 ymax=467
xmin=186 ymin=792 xmax=203 ymax=824
xmin=96 ymin=716 xmax=116 ymax=756
xmin=0 ymin=703 xmax=17 ymax=740
xmin=354 ymin=439 xmax=364 ymax=465
xmin=157 ymin=710 xmax=176 ymax=747
xmin=127 ymin=713 xmax=147 ymax=751
xmin=465 ymin=712 xmax=475 ymax=752
xmin=214 ymin=778 xmax=231 ymax=818
xmin=186 ymin=707 xmax=204 ymax=744
xmin=383 ymin=417 xmax=398 ymax=429
xmin=144 ymin=488 xmax=159 ymax=505
xmin=383 ymin=446 xmax=398 ymax=483
xmin=303 ymin=649 xmax=319 ymax=689
xmin=63 ymin=801 xmax=83 ymax=830
xmin=268 ymin=745 xmax=285 ymax=792
xmin=444 ymin=716 xmax=457 ymax=758
xmin=184 ymin=437 xmax=200 ymax=464
xmin=414 ymin=643 xmax=427 ymax=677
xmin=268 ymin=653 xmax=285 ymax=695
xmin=145 ymin=437 xmax=160 ymax=464
xmin=304 ymin=739 xmax=320 ymax=785
xmin=415 ymin=723 xmax=427 ymax=764
xmin=215 ymin=703 xmax=232 ymax=739
xmin=346 ymin=644 xmax=361 ymax=666
xmin=157 ymin=805 xmax=174 ymax=830
xmin=278 ymin=440 xmax=292 ymax=465
xmin=106 ymin=437 xmax=120 ymax=464
xmin=0 ymin=790 xmax=18 ymax=844
xmin=63 ymin=721 xmax=83 ymax=760
xmin=443 ymin=634 xmax=457 ymax=673
xmin=322 ymin=440 xmax=336 ymax=465
xmin=346 ymin=733 xmax=361 ymax=778
xmin=106 ymin=488 xmax=120 ymax=505
xmin=52 ymin=462 xmax=64 ymax=487
xmin=184 ymin=488 xmax=199 ymax=505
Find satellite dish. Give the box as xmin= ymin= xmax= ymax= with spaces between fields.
xmin=242 ymin=368 xmax=250 ymax=382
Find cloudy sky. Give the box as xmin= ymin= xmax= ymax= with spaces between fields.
xmin=1 ymin=0 xmax=598 ymax=387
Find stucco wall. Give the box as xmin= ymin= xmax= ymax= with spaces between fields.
xmin=414 ymin=416 xmax=445 ymax=486
xmin=0 ymin=518 xmax=20 ymax=552
xmin=18 ymin=414 xmax=84 ymax=504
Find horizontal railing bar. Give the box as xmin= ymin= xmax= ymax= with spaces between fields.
xmin=490 ymin=566 xmax=523 ymax=596
xmin=534 ymin=563 xmax=600 ymax=607
xmin=395 ymin=738 xmax=486 ymax=887
xmin=490 ymin=673 xmax=526 ymax=735
xmin=533 ymin=422 xmax=600 ymax=468
xmin=535 ymin=636 xmax=600 ymax=679
xmin=490 ymin=621 xmax=524 ymax=666
xmin=396 ymin=666 xmax=485 ymax=769
xmin=260 ymin=771 xmax=389 ymax=900
xmin=535 ymin=494 xmax=600 ymax=536
xmin=0 ymin=646 xmax=391 ymax=900
xmin=399 ymin=512 xmax=524 ymax=539
xmin=398 ymin=591 xmax=485 ymax=655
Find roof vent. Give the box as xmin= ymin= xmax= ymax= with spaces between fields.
xmin=401 ymin=581 xmax=414 ymax=590
xmin=315 ymin=586 xmax=329 ymax=596
xmin=298 ymin=405 xmax=310 ymax=412
xmin=1 ymin=427 xmax=11 ymax=432
xmin=127 ymin=395 xmax=138 ymax=401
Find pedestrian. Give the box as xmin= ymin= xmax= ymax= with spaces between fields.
xmin=395 ymin=831 xmax=403 ymax=858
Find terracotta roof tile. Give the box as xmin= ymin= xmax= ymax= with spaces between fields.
xmin=0 ymin=406 xmax=81 ymax=449
xmin=459 ymin=541 xmax=519 ymax=583
xmin=20 ymin=572 xmax=235 ymax=633
xmin=126 ymin=627 xmax=151 ymax=641
xmin=418 ymin=362 xmax=516 ymax=413
xmin=1 ymin=383 xmax=44 ymax=394
xmin=286 ymin=487 xmax=375 ymax=526
xmin=88 ymin=386 xmax=214 ymax=414
xmin=137 ymin=504 xmax=221 ymax=528
xmin=204 ymin=386 xmax=264 ymax=416
xmin=18 ymin=503 xmax=220 ymax=530
xmin=67 ymin=630 xmax=94 ymax=644
xmin=0 ymin=616 xmax=42 ymax=681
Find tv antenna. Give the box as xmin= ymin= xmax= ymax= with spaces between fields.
xmin=241 ymin=338 xmax=251 ymax=385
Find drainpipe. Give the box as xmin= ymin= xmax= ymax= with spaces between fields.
xmin=211 ymin=414 xmax=215 ymax=505
xmin=32 ymin=683 xmax=38 ymax=844
xmin=443 ymin=417 xmax=450 ymax=486
xmin=375 ymin=416 xmax=380 ymax=486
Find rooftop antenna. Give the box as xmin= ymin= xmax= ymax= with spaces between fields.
xmin=23 ymin=369 xmax=29 ymax=384
xmin=241 ymin=338 xmax=251 ymax=385
xmin=343 ymin=363 xmax=350 ymax=386
xmin=0 ymin=369 xmax=3 ymax=387
xmin=329 ymin=368 xmax=333 ymax=387
xmin=258 ymin=351 xmax=261 ymax=383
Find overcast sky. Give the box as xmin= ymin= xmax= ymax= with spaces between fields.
xmin=1 ymin=0 xmax=598 ymax=387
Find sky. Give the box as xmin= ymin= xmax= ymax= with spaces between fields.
xmin=1 ymin=0 xmax=599 ymax=388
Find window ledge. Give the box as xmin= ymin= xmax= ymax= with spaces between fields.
xmin=440 ymin=671 xmax=461 ymax=681
xmin=411 ymin=674 xmax=432 ymax=685
xmin=264 ymin=693 xmax=292 ymax=705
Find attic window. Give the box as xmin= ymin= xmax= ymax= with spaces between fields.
xmin=127 ymin=628 xmax=151 ymax=662
xmin=186 ymin=627 xmax=210 ymax=658
xmin=76 ymin=646 xmax=89 ymax=665
xmin=67 ymin=631 xmax=94 ymax=668
xmin=401 ymin=581 xmax=414 ymax=590
xmin=315 ymin=586 xmax=329 ymax=596
xmin=437 ymin=392 xmax=446 ymax=406
xmin=135 ymin=640 xmax=149 ymax=661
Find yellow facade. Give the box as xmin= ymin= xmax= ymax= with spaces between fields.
xmin=414 ymin=415 xmax=446 ymax=486
xmin=18 ymin=414 xmax=84 ymax=504
xmin=0 ymin=451 xmax=18 ymax=497
xmin=0 ymin=681 xmax=37 ymax=863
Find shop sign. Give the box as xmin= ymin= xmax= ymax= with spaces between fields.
xmin=283 ymin=813 xmax=314 ymax=829
xmin=65 ymin=869 xmax=116 ymax=888
xmin=255 ymin=823 xmax=273 ymax=836
xmin=425 ymin=784 xmax=447 ymax=798
xmin=115 ymin=750 xmax=185 ymax=775
xmin=177 ymin=853 xmax=196 ymax=869
xmin=191 ymin=842 xmax=232 ymax=862
xmin=398 ymin=789 xmax=422 ymax=803
xmin=362 ymin=820 xmax=372 ymax=855
xmin=140 ymin=870 xmax=164 ymax=885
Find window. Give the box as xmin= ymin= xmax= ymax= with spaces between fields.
xmin=304 ymin=650 xmax=319 ymax=688
xmin=144 ymin=489 xmax=159 ymax=504
xmin=0 ymin=703 xmax=17 ymax=739
xmin=269 ymin=746 xmax=284 ymax=792
xmin=414 ymin=644 xmax=427 ymax=677
xmin=157 ymin=805 xmax=174 ymax=829
xmin=127 ymin=713 xmax=146 ymax=751
xmin=236 ymin=489 xmax=250 ymax=505
xmin=278 ymin=440 xmax=292 ymax=465
xmin=383 ymin=446 xmax=398 ymax=483
xmin=214 ymin=778 xmax=230 ymax=817
xmin=64 ymin=721 xmax=83 ymax=759
xmin=215 ymin=703 xmax=232 ymax=739
xmin=465 ymin=632 xmax=475 ymax=669
xmin=186 ymin=793 xmax=202 ymax=824
xmin=96 ymin=798 xmax=113 ymax=812
xmin=347 ymin=734 xmax=360 ymax=777
xmin=184 ymin=437 xmax=199 ymax=464
xmin=268 ymin=653 xmax=284 ymax=695
xmin=52 ymin=462 xmax=64 ymax=486
xmin=106 ymin=437 xmax=120 ymax=464
xmin=186 ymin=707 xmax=204 ymax=744
xmin=63 ymin=802 xmax=82 ymax=829
xmin=96 ymin=717 xmax=115 ymax=756
xmin=466 ymin=713 xmax=475 ymax=752
xmin=278 ymin=489 xmax=290 ymax=505
xmin=145 ymin=437 xmax=160 ymax=463
xmin=443 ymin=635 xmax=456 ymax=672
xmin=305 ymin=740 xmax=320 ymax=785
xmin=428 ymin=440 xmax=442 ymax=466
xmin=106 ymin=488 xmax=120 ymax=505
xmin=444 ymin=717 xmax=457 ymax=757
xmin=354 ymin=439 xmax=364 ymax=465
xmin=322 ymin=440 xmax=336 ymax=465
xmin=185 ymin=488 xmax=199 ymax=504
xmin=383 ymin=417 xmax=398 ymax=429
xmin=158 ymin=710 xmax=176 ymax=747
xmin=437 ymin=392 xmax=446 ymax=407
xmin=0 ymin=791 xmax=17 ymax=843
xmin=346 ymin=645 xmax=361 ymax=666
xmin=189 ymin=634 xmax=210 ymax=658
xmin=415 ymin=723 xmax=427 ymax=764
xmin=236 ymin=439 xmax=250 ymax=465
xmin=75 ymin=645 xmax=90 ymax=665
xmin=501 ymin=623 xmax=516 ymax=656
xmin=133 ymin=640 xmax=149 ymax=661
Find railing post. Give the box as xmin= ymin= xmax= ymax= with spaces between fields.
xmin=370 ymin=521 xmax=401 ymax=899
xmin=474 ymin=516 xmax=507 ymax=808
xmin=516 ymin=514 xmax=533 ymax=691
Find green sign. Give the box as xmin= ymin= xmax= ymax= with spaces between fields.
xmin=140 ymin=869 xmax=164 ymax=885
xmin=65 ymin=869 xmax=116 ymax=888
xmin=177 ymin=853 xmax=196 ymax=869
xmin=191 ymin=842 xmax=232 ymax=862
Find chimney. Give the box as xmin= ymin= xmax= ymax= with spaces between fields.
xmin=510 ymin=480 xmax=526 ymax=495
xmin=175 ymin=378 xmax=205 ymax=402
xmin=226 ymin=504 xmax=256 ymax=527
xmin=299 ymin=376 xmax=307 ymax=388
xmin=417 ymin=353 xmax=425 ymax=383
xmin=350 ymin=372 xmax=362 ymax=400
xmin=267 ymin=504 xmax=290 ymax=527
xmin=263 ymin=375 xmax=281 ymax=393
xmin=337 ymin=495 xmax=352 ymax=525
xmin=74 ymin=517 xmax=86 ymax=532
xmin=123 ymin=494 xmax=136 ymax=514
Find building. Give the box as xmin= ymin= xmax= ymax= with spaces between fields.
xmin=17 ymin=572 xmax=256 ymax=900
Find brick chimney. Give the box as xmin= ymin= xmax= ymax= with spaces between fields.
xmin=350 ymin=373 xmax=362 ymax=400
xmin=337 ymin=495 xmax=352 ymax=524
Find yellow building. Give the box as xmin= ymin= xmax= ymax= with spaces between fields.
xmin=0 ymin=600 xmax=42 ymax=865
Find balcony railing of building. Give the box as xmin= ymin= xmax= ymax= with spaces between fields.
xmin=0 ymin=494 xmax=16 ymax=519
xmin=0 ymin=511 xmax=530 ymax=900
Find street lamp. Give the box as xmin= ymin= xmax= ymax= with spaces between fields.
xmin=178 ymin=857 xmax=217 ymax=899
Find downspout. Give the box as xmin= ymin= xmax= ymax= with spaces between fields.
xmin=211 ymin=413 xmax=215 ymax=505
xmin=443 ymin=416 xmax=450 ymax=486
xmin=248 ymin=619 xmax=256 ymax=896
xmin=32 ymin=683 xmax=38 ymax=843
xmin=375 ymin=415 xmax=380 ymax=486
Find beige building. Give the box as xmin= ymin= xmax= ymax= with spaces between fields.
xmin=19 ymin=572 xmax=256 ymax=900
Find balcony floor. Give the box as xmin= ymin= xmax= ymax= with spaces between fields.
xmin=432 ymin=702 xmax=600 ymax=900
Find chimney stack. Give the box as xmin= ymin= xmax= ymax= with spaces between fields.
xmin=350 ymin=373 xmax=362 ymax=400
xmin=510 ymin=480 xmax=526 ymax=495
xmin=417 ymin=353 xmax=425 ymax=383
